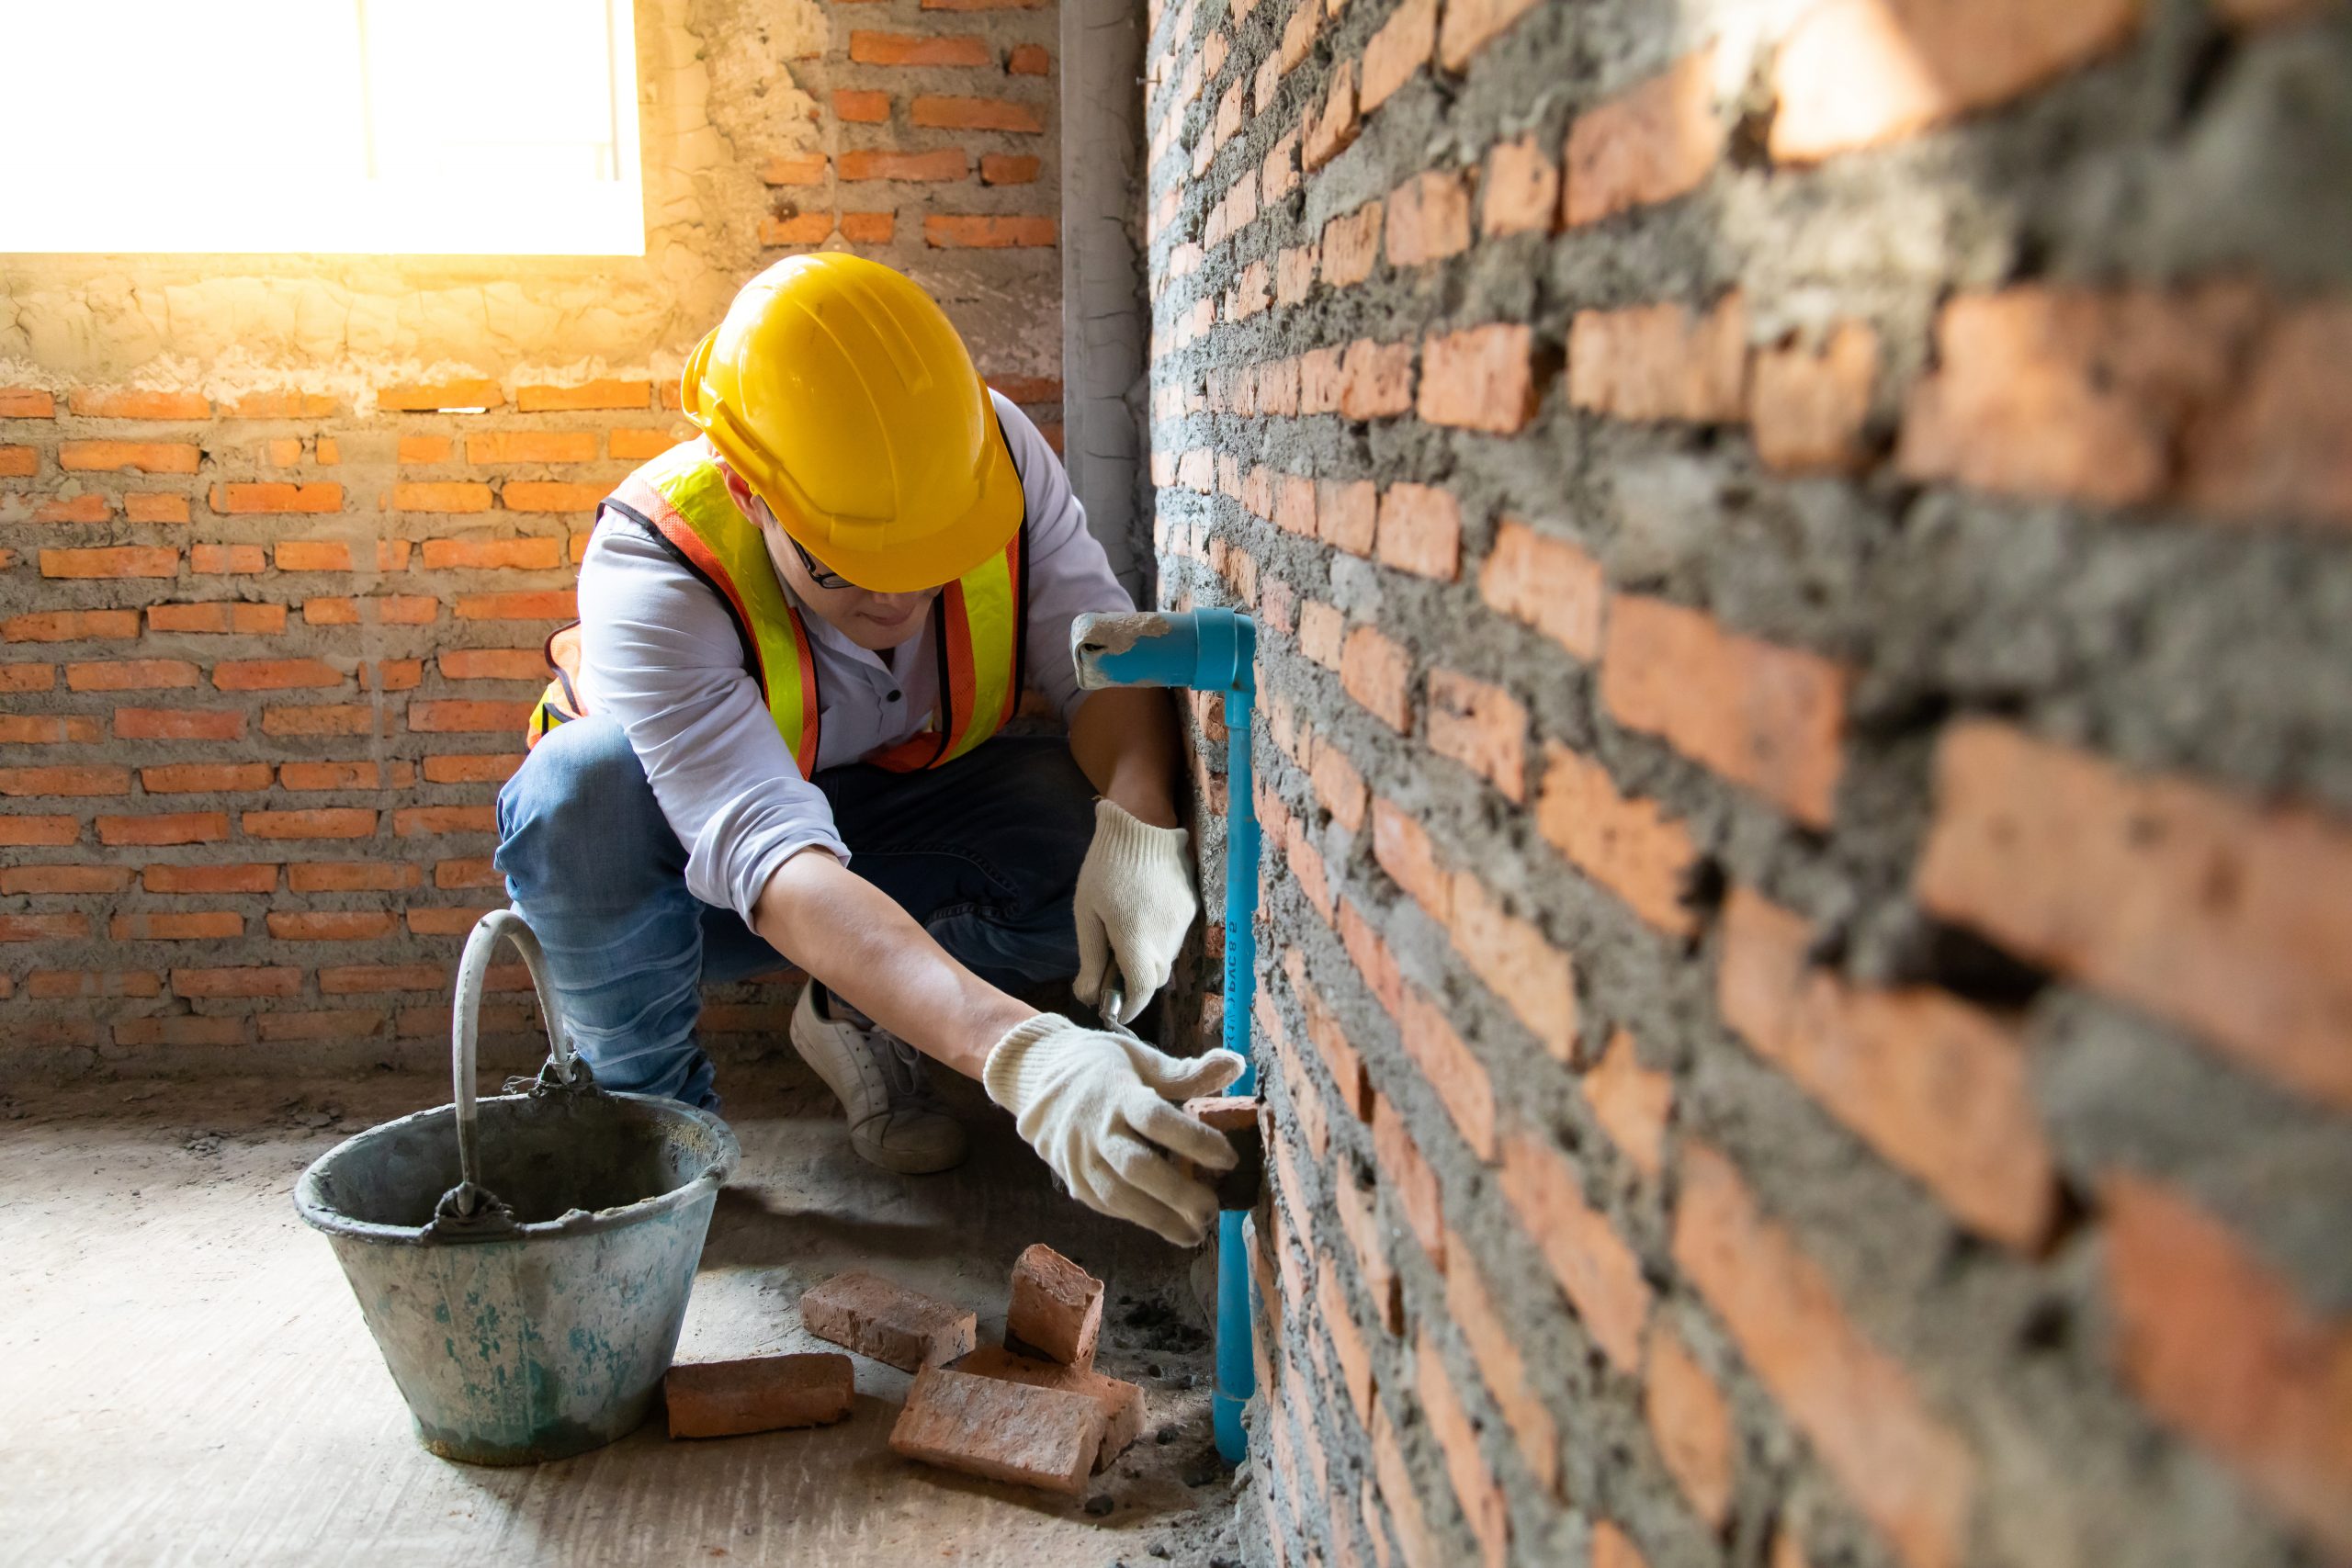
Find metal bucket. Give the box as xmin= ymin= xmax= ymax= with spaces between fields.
xmin=294 ymin=910 xmax=739 ymax=1464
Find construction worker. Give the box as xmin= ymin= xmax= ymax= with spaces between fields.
xmin=493 ymin=255 xmax=1241 ymax=1247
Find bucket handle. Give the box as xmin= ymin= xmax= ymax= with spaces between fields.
xmin=442 ymin=909 xmax=577 ymax=1223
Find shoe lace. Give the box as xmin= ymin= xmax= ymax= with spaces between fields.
xmin=878 ymin=1033 xmax=944 ymax=1109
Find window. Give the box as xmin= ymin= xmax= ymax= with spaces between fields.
xmin=3 ymin=0 xmax=643 ymax=256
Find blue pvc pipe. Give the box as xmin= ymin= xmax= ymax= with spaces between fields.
xmin=1066 ymin=608 xmax=1260 ymax=1463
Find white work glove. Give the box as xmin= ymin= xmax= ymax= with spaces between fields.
xmin=1072 ymin=799 xmax=1198 ymax=1024
xmin=984 ymin=1014 xmax=1245 ymax=1247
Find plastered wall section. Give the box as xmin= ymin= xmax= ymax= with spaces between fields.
xmin=0 ymin=0 xmax=1063 ymax=1077
xmin=1142 ymin=1 xmax=2352 ymax=1567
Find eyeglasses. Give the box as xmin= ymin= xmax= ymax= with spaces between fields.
xmin=786 ymin=530 xmax=855 ymax=592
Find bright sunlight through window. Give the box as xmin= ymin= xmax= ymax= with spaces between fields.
xmin=3 ymin=0 xmax=644 ymax=256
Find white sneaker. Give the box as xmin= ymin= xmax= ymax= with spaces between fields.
xmin=787 ymin=987 xmax=968 ymax=1174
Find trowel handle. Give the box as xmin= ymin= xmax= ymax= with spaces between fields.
xmin=447 ymin=908 xmax=576 ymax=1212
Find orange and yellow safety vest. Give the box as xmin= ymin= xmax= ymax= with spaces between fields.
xmin=526 ymin=440 xmax=1027 ymax=775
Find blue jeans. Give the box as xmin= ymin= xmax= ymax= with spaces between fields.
xmin=494 ymin=715 xmax=1095 ymax=1108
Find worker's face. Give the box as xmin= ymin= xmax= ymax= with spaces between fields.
xmin=761 ymin=522 xmax=940 ymax=650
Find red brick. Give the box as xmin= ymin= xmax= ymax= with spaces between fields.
xmin=0 ymin=912 xmax=90 ymax=942
xmin=889 ymin=1365 xmax=1105 ymax=1495
xmin=288 ymin=862 xmax=420 ymax=893
xmin=122 ymin=492 xmax=188 ymax=524
xmin=392 ymin=480 xmax=495 ymax=513
xmin=0 ymin=816 xmax=81 ymax=846
xmin=114 ymin=706 xmax=243 ymax=741
xmin=260 ymin=705 xmax=386 ymax=738
xmin=764 ymin=215 xmax=835 ymax=249
xmin=1437 ymin=0 xmax=1541 ymax=68
xmin=980 ymin=152 xmax=1043 ymax=185
xmin=851 ymin=30 xmax=990 ymax=65
xmin=1678 ymin=1139 xmax=1975 ymax=1568
xmin=1601 ymin=595 xmax=1846 ymax=826
xmin=143 ymin=863 xmax=277 ymax=894
xmin=2187 ymin=299 xmax=2352 ymax=526
xmin=1452 ymin=871 xmax=1576 ymax=1058
xmin=1361 ymin=0 xmax=1438 ymax=112
xmin=512 ymin=378 xmax=649 ymax=412
xmin=836 ymin=149 xmax=969 ymax=184
xmin=62 ymin=659 xmax=194 ymax=694
xmin=0 ymin=445 xmax=38 ymax=477
xmin=1442 ymin=1235 xmax=1557 ymax=1494
xmin=19 ymin=492 xmax=113 ymax=522
xmin=1564 ymin=47 xmax=1722 ymax=227
xmin=925 ymin=215 xmax=1057 ymax=248
xmin=1003 ymin=1243 xmax=1106 ymax=1370
xmin=141 ymin=763 xmax=274 ymax=794
xmin=58 ymin=441 xmax=199 ymax=474
xmin=801 ymin=1270 xmax=978 ymax=1370
xmin=1384 ymin=170 xmax=1469 ymax=266
xmin=1585 ymin=1026 xmax=1673 ymax=1181
xmin=243 ymin=807 xmax=376 ymax=840
xmin=1370 ymin=1402 xmax=1439 ymax=1568
xmin=0 ymin=714 xmax=102 ymax=744
xmin=1419 ymin=323 xmax=1537 ymax=434
xmin=912 ymin=95 xmax=1044 ymax=132
xmin=1370 ymin=799 xmax=1451 ymax=923
xmin=1772 ymin=0 xmax=2141 ymax=163
xmin=1426 ymin=671 xmax=1524 ymax=800
xmin=1917 ymin=720 xmax=2352 ymax=1110
xmin=394 ymin=806 xmax=496 ymax=836
xmin=148 ymin=602 xmax=284 ymax=636
xmin=760 ymin=152 xmax=829 ymax=188
xmin=40 ymin=546 xmax=177 ymax=580
xmin=0 ymin=661 xmax=53 ymax=693
xmin=0 ymin=387 xmax=56 ymax=417
xmin=1314 ymin=478 xmax=1375 ymax=557
xmin=1498 ymin=1125 xmax=1650 ymax=1371
xmin=1339 ymin=896 xmax=1406 ymax=1018
xmin=1374 ymin=484 xmax=1461 ymax=581
xmin=1397 ymin=984 xmax=1498 ymax=1160
xmin=464 ymin=431 xmax=599 ymax=466
xmin=1333 ymin=1171 xmax=1401 ymax=1332
xmin=407 ymin=906 xmax=497 ymax=937
xmin=114 ymin=1015 xmax=246 ymax=1048
xmin=1647 ymin=1320 xmax=1735 ymax=1527
xmin=665 ymin=1353 xmax=854 ymax=1438
xmin=835 ymin=88 xmax=892 ymax=122
xmin=113 ymin=910 xmax=245 ymax=942
xmin=67 ymin=388 xmax=208 ymax=420
xmin=962 ymin=1345 xmax=1144 ymax=1469
xmin=209 ymin=482 xmax=342 ymax=514
xmin=267 ymin=910 xmax=400 ymax=942
xmin=254 ymin=1010 xmax=391 ymax=1043
xmin=303 ymin=595 xmax=438 ymax=626
xmin=1477 ymin=519 xmax=1603 ymax=660
xmin=1008 ymin=42 xmax=1051 ymax=73
xmin=422 ymin=753 xmax=524 ymax=785
xmin=1535 ymin=742 xmax=1696 ymax=935
xmin=1750 ymin=322 xmax=1880 ymax=474
xmin=430 ymin=856 xmax=499 ymax=890
xmin=361 ymin=660 xmax=423 ymax=694
xmin=1569 ymin=294 xmax=1748 ymax=423
xmin=1722 ymin=886 xmax=2057 ymax=1247
xmin=500 ymin=482 xmax=605 ymax=514
xmin=1317 ymin=1245 xmax=1376 ymax=1421
xmin=28 ymin=969 xmax=162 ymax=999
xmin=190 ymin=544 xmax=266 ymax=575
xmin=1303 ymin=61 xmax=1360 ymax=171
xmin=0 ymin=765 xmax=129 ymax=796
xmin=1340 ymin=626 xmax=1414 ymax=733
xmin=1320 ymin=202 xmax=1383 ymax=288
xmin=2104 ymin=1172 xmax=2352 ymax=1552
xmin=1895 ymin=286 xmax=2258 ymax=510
xmin=1311 ymin=743 xmax=1369 ymax=835
xmin=0 ymin=864 xmax=128 ymax=894
xmin=1481 ymin=135 xmax=1560 ymax=236
xmin=172 ymin=965 xmax=297 ymax=998
xmin=456 ymin=590 xmax=576 ymax=620
xmin=1299 ymin=599 xmax=1344 ymax=668
xmin=1415 ymin=1325 xmax=1510 ymax=1567
xmin=96 ymin=812 xmax=228 ymax=845
xmin=437 ymin=648 xmax=544 ymax=682
xmin=420 ymin=536 xmax=564 ymax=571
xmin=320 ymin=963 xmax=449 ymax=993
xmin=606 ymin=428 xmax=676 ymax=461
xmin=6 ymin=609 xmax=139 ymax=643
xmin=210 ymin=658 xmax=343 ymax=692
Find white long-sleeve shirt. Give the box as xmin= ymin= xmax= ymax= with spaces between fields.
xmin=575 ymin=394 xmax=1133 ymax=922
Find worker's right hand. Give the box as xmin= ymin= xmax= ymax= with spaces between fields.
xmin=982 ymin=1014 xmax=1245 ymax=1247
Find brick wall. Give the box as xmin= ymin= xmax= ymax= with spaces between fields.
xmin=1144 ymin=1 xmax=2352 ymax=1566
xmin=0 ymin=0 xmax=1063 ymax=1077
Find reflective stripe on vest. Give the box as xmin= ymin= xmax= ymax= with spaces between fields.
xmin=523 ymin=439 xmax=1025 ymax=777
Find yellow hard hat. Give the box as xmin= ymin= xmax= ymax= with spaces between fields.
xmin=680 ymin=254 xmax=1023 ymax=593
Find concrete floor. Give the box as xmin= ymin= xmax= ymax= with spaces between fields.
xmin=0 ymin=1060 xmax=1249 ymax=1567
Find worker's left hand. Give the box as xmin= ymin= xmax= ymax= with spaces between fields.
xmin=1072 ymin=799 xmax=1198 ymax=1024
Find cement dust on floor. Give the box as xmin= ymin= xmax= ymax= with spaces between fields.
xmin=0 ymin=1064 xmax=1249 ymax=1568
